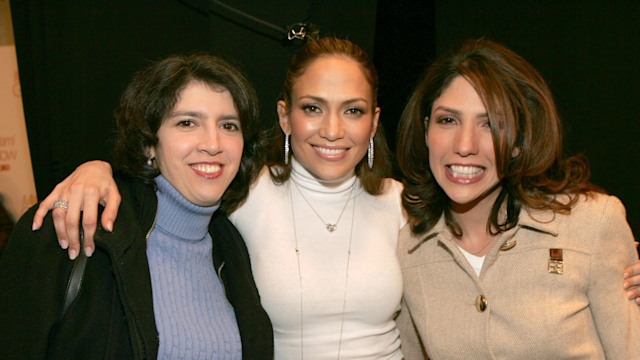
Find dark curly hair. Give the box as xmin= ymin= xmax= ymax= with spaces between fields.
xmin=112 ymin=54 xmax=267 ymax=213
xmin=396 ymin=38 xmax=601 ymax=237
xmin=266 ymin=37 xmax=393 ymax=195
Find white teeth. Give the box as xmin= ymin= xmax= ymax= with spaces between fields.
xmin=191 ymin=164 xmax=221 ymax=173
xmin=449 ymin=165 xmax=483 ymax=178
xmin=314 ymin=146 xmax=346 ymax=155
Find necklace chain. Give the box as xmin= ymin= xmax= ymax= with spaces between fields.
xmin=291 ymin=183 xmax=356 ymax=360
xmin=292 ymin=181 xmax=355 ymax=232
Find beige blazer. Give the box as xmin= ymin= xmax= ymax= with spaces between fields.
xmin=397 ymin=193 xmax=640 ymax=359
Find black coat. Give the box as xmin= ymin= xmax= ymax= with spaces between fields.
xmin=0 ymin=178 xmax=273 ymax=359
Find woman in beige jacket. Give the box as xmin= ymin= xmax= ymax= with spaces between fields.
xmin=396 ymin=38 xmax=640 ymax=359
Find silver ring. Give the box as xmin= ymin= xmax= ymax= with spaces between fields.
xmin=52 ymin=199 xmax=69 ymax=212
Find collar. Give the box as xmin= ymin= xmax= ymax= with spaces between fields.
xmin=290 ymin=157 xmax=359 ymax=195
xmin=416 ymin=205 xmax=559 ymax=249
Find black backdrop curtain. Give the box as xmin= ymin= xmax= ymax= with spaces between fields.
xmin=11 ymin=0 xmax=637 ymax=238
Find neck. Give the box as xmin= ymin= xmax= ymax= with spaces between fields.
xmin=290 ymin=156 xmax=356 ymax=189
xmin=450 ymin=185 xmax=501 ymax=255
xmin=290 ymin=157 xmax=357 ymax=194
xmin=154 ymin=175 xmax=219 ymax=241
xmin=450 ymin=184 xmax=501 ymax=236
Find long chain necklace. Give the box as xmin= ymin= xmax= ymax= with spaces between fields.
xmin=292 ymin=180 xmax=355 ymax=232
xmin=290 ymin=182 xmax=356 ymax=360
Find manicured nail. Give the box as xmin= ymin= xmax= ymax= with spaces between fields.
xmin=85 ymin=247 xmax=94 ymax=257
xmin=32 ymin=222 xmax=38 ymax=231
xmin=60 ymin=239 xmax=69 ymax=250
xmin=69 ymin=249 xmax=78 ymax=260
xmin=105 ymin=221 xmax=113 ymax=232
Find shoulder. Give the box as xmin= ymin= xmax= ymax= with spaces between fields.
xmin=372 ymin=177 xmax=403 ymax=201
xmin=523 ymin=192 xmax=634 ymax=252
xmin=251 ymin=165 xmax=283 ymax=192
xmin=0 ymin=204 xmax=61 ymax=261
xmin=557 ymin=192 xmax=628 ymax=228
xmin=380 ymin=177 xmax=404 ymax=195
xmin=523 ymin=192 xmax=627 ymax=228
xmin=573 ymin=192 xmax=626 ymax=216
xmin=381 ymin=178 xmax=407 ymax=227
xmin=210 ymin=211 xmax=240 ymax=237
xmin=233 ymin=166 xmax=286 ymax=216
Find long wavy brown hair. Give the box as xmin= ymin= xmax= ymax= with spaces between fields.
xmin=396 ymin=38 xmax=601 ymax=237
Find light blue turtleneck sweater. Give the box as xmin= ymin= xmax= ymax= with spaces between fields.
xmin=147 ymin=175 xmax=241 ymax=359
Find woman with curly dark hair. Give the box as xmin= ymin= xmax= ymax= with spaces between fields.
xmin=0 ymin=54 xmax=273 ymax=359
xmin=396 ymin=38 xmax=640 ymax=359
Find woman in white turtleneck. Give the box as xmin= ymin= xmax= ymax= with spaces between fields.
xmin=227 ymin=37 xmax=405 ymax=359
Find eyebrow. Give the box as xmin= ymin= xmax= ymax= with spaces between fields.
xmin=168 ymin=110 xmax=239 ymax=121
xmin=298 ymin=95 xmax=370 ymax=105
xmin=432 ymin=106 xmax=488 ymax=118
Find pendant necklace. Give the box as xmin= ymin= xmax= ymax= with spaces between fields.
xmin=292 ymin=180 xmax=355 ymax=232
xmin=290 ymin=181 xmax=356 ymax=360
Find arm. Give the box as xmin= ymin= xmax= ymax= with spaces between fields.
xmin=32 ymin=160 xmax=121 ymax=259
xmin=588 ymin=196 xmax=640 ymax=357
xmin=0 ymin=206 xmax=73 ymax=358
xmin=397 ymin=299 xmax=429 ymax=360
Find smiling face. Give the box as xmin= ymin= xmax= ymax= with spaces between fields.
xmin=278 ymin=55 xmax=380 ymax=183
xmin=150 ymin=81 xmax=244 ymax=206
xmin=427 ymin=76 xmax=501 ymax=212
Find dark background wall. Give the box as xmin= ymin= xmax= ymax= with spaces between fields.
xmin=10 ymin=1 xmax=638 ymax=238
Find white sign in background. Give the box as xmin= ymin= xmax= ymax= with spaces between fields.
xmin=0 ymin=45 xmax=37 ymax=222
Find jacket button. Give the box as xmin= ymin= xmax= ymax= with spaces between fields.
xmin=476 ymin=295 xmax=488 ymax=312
xmin=500 ymin=239 xmax=516 ymax=251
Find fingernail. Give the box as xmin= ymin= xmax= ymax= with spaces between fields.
xmin=624 ymin=272 xmax=630 ymax=279
xmin=60 ymin=240 xmax=69 ymax=250
xmin=69 ymin=249 xmax=78 ymax=260
xmin=32 ymin=222 xmax=38 ymax=231
xmin=85 ymin=247 xmax=94 ymax=257
xmin=628 ymin=290 xmax=634 ymax=299
xmin=105 ymin=221 xmax=113 ymax=232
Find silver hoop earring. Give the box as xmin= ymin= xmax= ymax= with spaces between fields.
xmin=284 ymin=134 xmax=290 ymax=165
xmin=367 ymin=137 xmax=374 ymax=169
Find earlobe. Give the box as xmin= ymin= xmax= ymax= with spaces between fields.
xmin=424 ymin=116 xmax=429 ymax=148
xmin=512 ymin=147 xmax=521 ymax=158
xmin=145 ymin=147 xmax=156 ymax=167
xmin=277 ymin=100 xmax=291 ymax=135
xmin=146 ymin=147 xmax=156 ymax=159
xmin=370 ymin=107 xmax=381 ymax=138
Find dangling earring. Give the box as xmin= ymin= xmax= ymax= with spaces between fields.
xmin=367 ymin=137 xmax=374 ymax=169
xmin=146 ymin=157 xmax=154 ymax=167
xmin=284 ymin=134 xmax=290 ymax=165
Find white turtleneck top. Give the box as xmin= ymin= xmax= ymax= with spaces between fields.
xmin=229 ymin=159 xmax=406 ymax=359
